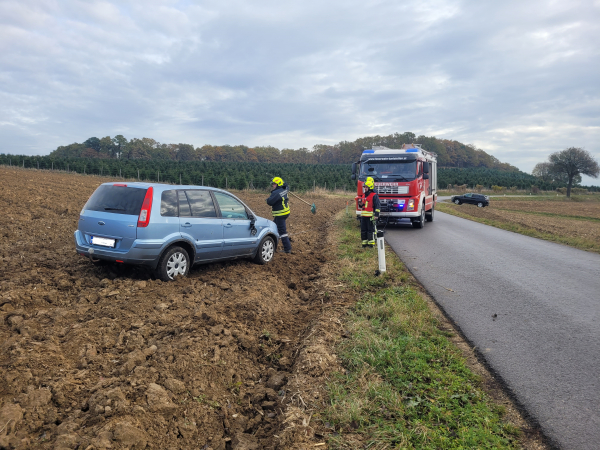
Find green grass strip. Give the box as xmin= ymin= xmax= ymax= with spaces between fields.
xmin=322 ymin=215 xmax=520 ymax=449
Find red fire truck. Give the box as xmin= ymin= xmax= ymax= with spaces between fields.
xmin=351 ymin=144 xmax=437 ymax=228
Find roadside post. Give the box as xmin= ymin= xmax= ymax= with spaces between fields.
xmin=375 ymin=229 xmax=386 ymax=276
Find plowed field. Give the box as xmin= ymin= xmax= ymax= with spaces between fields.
xmin=0 ymin=167 xmax=350 ymax=449
xmin=440 ymin=198 xmax=600 ymax=250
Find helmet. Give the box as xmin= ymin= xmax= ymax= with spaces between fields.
xmin=365 ymin=177 xmax=375 ymax=189
xmin=271 ymin=177 xmax=284 ymax=186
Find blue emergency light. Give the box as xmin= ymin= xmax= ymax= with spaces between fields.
xmin=363 ymin=149 xmax=375 ymax=153
xmin=405 ymin=149 xmax=419 ymax=152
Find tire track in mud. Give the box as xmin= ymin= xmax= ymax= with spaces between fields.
xmin=0 ymin=167 xmax=350 ymax=449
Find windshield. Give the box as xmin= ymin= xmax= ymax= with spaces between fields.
xmin=360 ymin=160 xmax=417 ymax=182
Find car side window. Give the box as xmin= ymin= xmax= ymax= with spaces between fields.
xmin=465 ymin=193 xmax=472 ymax=197
xmin=213 ymin=192 xmax=248 ymax=219
xmin=178 ymin=190 xmax=192 ymax=217
xmin=185 ymin=190 xmax=218 ymax=218
xmin=161 ymin=190 xmax=179 ymax=217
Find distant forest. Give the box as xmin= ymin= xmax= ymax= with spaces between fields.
xmin=48 ymin=132 xmax=520 ymax=171
xmin=2 ymin=155 xmax=596 ymax=192
xmin=2 ymin=131 xmax=596 ymax=191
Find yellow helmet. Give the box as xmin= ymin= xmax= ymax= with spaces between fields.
xmin=365 ymin=177 xmax=375 ymax=189
xmin=271 ymin=176 xmax=284 ymax=186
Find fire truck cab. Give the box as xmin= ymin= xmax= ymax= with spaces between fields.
xmin=351 ymin=144 xmax=437 ymax=228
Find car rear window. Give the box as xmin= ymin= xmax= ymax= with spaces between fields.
xmin=84 ymin=185 xmax=147 ymax=215
xmin=178 ymin=191 xmax=192 ymax=217
xmin=161 ymin=190 xmax=178 ymax=217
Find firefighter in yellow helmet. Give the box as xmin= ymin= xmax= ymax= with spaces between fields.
xmin=266 ymin=177 xmax=292 ymax=253
xmin=358 ymin=177 xmax=380 ymax=247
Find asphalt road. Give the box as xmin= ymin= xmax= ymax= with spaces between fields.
xmin=382 ymin=208 xmax=600 ymax=450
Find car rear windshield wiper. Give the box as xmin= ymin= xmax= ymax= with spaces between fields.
xmin=104 ymin=207 xmax=126 ymax=211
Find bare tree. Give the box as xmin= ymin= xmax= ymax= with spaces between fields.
xmin=548 ymin=147 xmax=599 ymax=197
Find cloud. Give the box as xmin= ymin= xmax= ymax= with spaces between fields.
xmin=0 ymin=0 xmax=598 ymax=182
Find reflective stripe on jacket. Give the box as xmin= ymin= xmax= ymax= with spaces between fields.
xmin=266 ymin=184 xmax=290 ymax=217
xmin=360 ymin=191 xmax=380 ymax=217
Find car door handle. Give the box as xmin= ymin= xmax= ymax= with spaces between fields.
xmin=181 ymin=222 xmax=192 ymax=228
xmin=224 ymin=223 xmax=232 ymax=228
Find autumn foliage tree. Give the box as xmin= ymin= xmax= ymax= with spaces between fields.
xmin=49 ymin=132 xmax=520 ymax=171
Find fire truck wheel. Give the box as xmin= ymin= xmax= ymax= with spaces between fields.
xmin=426 ymin=205 xmax=434 ymax=222
xmin=412 ymin=203 xmax=426 ymax=228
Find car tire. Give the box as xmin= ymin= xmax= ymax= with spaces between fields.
xmin=454 ymin=199 xmax=461 ymax=205
xmin=426 ymin=204 xmax=434 ymax=222
xmin=477 ymin=202 xmax=484 ymax=208
xmin=253 ymin=235 xmax=275 ymax=264
xmin=155 ymin=246 xmax=190 ymax=281
xmin=412 ymin=203 xmax=426 ymax=228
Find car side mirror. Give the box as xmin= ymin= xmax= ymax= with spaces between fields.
xmin=351 ymin=173 xmax=356 ymax=180
xmin=423 ymin=173 xmax=429 ymax=180
xmin=423 ymin=162 xmax=430 ymax=174
xmin=248 ymin=214 xmax=257 ymax=235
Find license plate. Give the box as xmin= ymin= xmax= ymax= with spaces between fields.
xmin=91 ymin=236 xmax=116 ymax=247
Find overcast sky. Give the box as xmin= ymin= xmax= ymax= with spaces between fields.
xmin=1 ymin=0 xmax=599 ymax=184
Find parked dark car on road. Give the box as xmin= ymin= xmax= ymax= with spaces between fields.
xmin=450 ymin=193 xmax=489 ymax=207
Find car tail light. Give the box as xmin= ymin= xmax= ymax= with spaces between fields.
xmin=137 ymin=187 xmax=153 ymax=228
xmin=407 ymin=199 xmax=415 ymax=211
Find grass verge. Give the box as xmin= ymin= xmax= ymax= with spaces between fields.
xmin=322 ymin=214 xmax=521 ymax=449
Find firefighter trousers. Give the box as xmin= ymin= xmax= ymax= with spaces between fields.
xmin=274 ymin=215 xmax=292 ymax=252
xmin=360 ymin=217 xmax=376 ymax=247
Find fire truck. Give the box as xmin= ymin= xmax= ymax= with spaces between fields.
xmin=351 ymin=143 xmax=437 ymax=228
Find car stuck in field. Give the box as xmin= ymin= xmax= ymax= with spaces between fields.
xmin=74 ymin=182 xmax=279 ymax=280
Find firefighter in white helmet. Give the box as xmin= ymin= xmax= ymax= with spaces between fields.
xmin=358 ymin=177 xmax=380 ymax=248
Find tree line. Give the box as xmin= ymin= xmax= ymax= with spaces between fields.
xmin=0 ymin=156 xmax=353 ymax=191
xmin=2 ymin=154 xmax=598 ymax=193
xmin=48 ymin=132 xmax=521 ymax=171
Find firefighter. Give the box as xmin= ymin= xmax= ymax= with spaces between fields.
xmin=358 ymin=177 xmax=380 ymax=248
xmin=267 ymin=177 xmax=292 ymax=253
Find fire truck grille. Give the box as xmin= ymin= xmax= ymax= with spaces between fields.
xmin=375 ymin=186 xmax=409 ymax=195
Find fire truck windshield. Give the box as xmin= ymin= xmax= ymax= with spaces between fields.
xmin=360 ymin=160 xmax=417 ymax=181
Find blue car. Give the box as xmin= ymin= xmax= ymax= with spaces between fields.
xmin=74 ymin=182 xmax=279 ymax=281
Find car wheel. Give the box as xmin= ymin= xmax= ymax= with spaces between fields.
xmin=412 ymin=203 xmax=426 ymax=228
xmin=477 ymin=202 xmax=484 ymax=208
xmin=454 ymin=199 xmax=461 ymax=204
xmin=426 ymin=204 xmax=434 ymax=222
xmin=155 ymin=246 xmax=189 ymax=281
xmin=254 ymin=235 xmax=275 ymax=264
